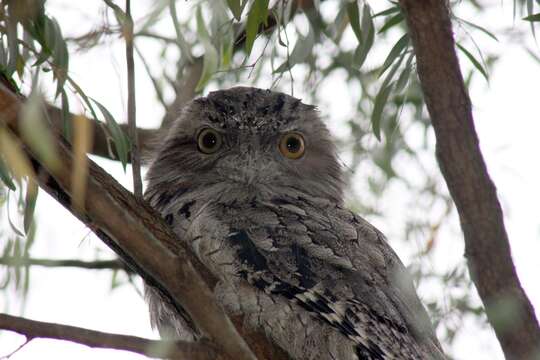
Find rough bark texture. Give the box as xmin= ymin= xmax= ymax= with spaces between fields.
xmin=399 ymin=1 xmax=540 ymax=359
xmin=0 ymin=313 xmax=218 ymax=360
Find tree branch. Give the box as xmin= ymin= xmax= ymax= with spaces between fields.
xmin=124 ymin=0 xmax=142 ymax=197
xmin=0 ymin=84 xmax=258 ymax=360
xmin=0 ymin=313 xmax=218 ymax=360
xmin=399 ymin=1 xmax=540 ymax=359
xmin=0 ymin=256 xmax=131 ymax=272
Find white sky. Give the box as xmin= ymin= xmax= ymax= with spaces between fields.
xmin=1 ymin=1 xmax=539 ymax=360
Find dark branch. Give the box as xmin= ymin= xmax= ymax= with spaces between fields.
xmin=399 ymin=1 xmax=540 ymax=359
xmin=0 ymin=313 xmax=218 ymax=360
xmin=0 ymin=256 xmax=131 ymax=272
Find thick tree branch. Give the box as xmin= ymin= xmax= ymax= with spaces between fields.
xmin=0 ymin=84 xmax=257 ymax=360
xmin=0 ymin=256 xmax=131 ymax=272
xmin=0 ymin=313 xmax=217 ymax=360
xmin=399 ymin=1 xmax=540 ymax=359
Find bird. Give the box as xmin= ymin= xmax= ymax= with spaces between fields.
xmin=143 ymin=87 xmax=446 ymax=359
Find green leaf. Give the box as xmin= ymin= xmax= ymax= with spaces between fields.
xmin=0 ymin=157 xmax=16 ymax=190
xmin=346 ymin=2 xmax=362 ymax=43
xmin=373 ymin=6 xmax=400 ymax=18
xmin=245 ymin=0 xmax=270 ymax=56
xmin=371 ymin=83 xmax=395 ymax=141
xmin=353 ymin=3 xmax=375 ymax=68
xmin=50 ymin=18 xmax=69 ymax=98
xmin=371 ymin=50 xmax=408 ymax=140
xmin=226 ymin=0 xmax=243 ymax=20
xmin=91 ymin=98 xmax=130 ymax=170
xmin=274 ymin=25 xmax=315 ymax=73
xmin=456 ymin=43 xmax=488 ymax=81
xmin=394 ymin=53 xmax=414 ymax=93
xmin=523 ymin=13 xmax=540 ymax=22
xmin=23 ymin=180 xmax=38 ymax=234
xmin=378 ymin=12 xmax=404 ymax=34
xmin=458 ymin=18 xmax=498 ymax=41
xmin=195 ymin=7 xmax=219 ymax=92
xmin=61 ymin=89 xmax=71 ymax=139
xmin=378 ymin=33 xmax=409 ymax=78
xmin=67 ymin=76 xmax=100 ymax=124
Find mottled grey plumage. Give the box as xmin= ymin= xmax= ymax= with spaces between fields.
xmin=144 ymin=87 xmax=446 ymax=359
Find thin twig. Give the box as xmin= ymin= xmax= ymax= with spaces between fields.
xmin=0 ymin=313 xmax=219 ymax=360
xmin=0 ymin=256 xmax=131 ymax=272
xmin=125 ymin=0 xmax=142 ymax=198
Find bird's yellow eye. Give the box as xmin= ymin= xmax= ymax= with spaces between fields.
xmin=197 ymin=128 xmax=222 ymax=154
xmin=279 ymin=132 xmax=305 ymax=159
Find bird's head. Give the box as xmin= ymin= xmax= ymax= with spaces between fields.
xmin=146 ymin=87 xmax=343 ymax=205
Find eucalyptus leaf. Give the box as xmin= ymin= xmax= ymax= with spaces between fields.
xmin=379 ymin=33 xmax=409 ymax=78
xmin=0 ymin=157 xmax=16 ymax=191
xmin=373 ymin=6 xmax=401 ymax=18
xmin=226 ymin=0 xmax=243 ymax=20
xmin=245 ymin=0 xmax=269 ymax=56
xmin=378 ymin=12 xmax=404 ymax=34
xmin=458 ymin=18 xmax=499 ymax=41
xmin=371 ymin=83 xmax=395 ymax=141
xmin=346 ymin=2 xmax=362 ymax=43
xmin=456 ymin=43 xmax=489 ymax=81
xmin=274 ymin=25 xmax=315 ymax=73
xmin=353 ymin=4 xmax=375 ymax=68
xmin=91 ymin=98 xmax=130 ymax=170
xmin=523 ymin=13 xmax=540 ymax=22
xmin=23 ymin=180 xmax=38 ymax=234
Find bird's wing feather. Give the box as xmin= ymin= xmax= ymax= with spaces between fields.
xmin=222 ymin=197 xmax=445 ymax=359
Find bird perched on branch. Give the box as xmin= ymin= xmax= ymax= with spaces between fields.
xmin=144 ymin=87 xmax=446 ymax=359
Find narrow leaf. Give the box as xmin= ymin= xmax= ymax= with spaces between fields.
xmin=346 ymin=2 xmax=362 ymax=43
xmin=371 ymin=83 xmax=395 ymax=141
xmin=394 ymin=53 xmax=414 ymax=93
xmin=245 ymin=0 xmax=270 ymax=55
xmin=226 ymin=0 xmax=243 ymax=20
xmin=61 ymin=89 xmax=71 ymax=139
xmin=523 ymin=13 xmax=540 ymax=22
xmin=354 ymin=3 xmax=375 ymax=68
xmin=378 ymin=12 xmax=404 ymax=34
xmin=274 ymin=25 xmax=315 ymax=73
xmin=23 ymin=180 xmax=38 ymax=234
xmin=456 ymin=43 xmax=488 ymax=81
xmin=458 ymin=18 xmax=498 ymax=41
xmin=0 ymin=157 xmax=16 ymax=190
xmin=91 ymin=99 xmax=130 ymax=169
xmin=373 ymin=6 xmax=400 ymax=18
xmin=378 ymin=33 xmax=409 ymax=78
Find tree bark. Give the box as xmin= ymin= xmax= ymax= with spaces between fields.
xmin=399 ymin=1 xmax=540 ymax=359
